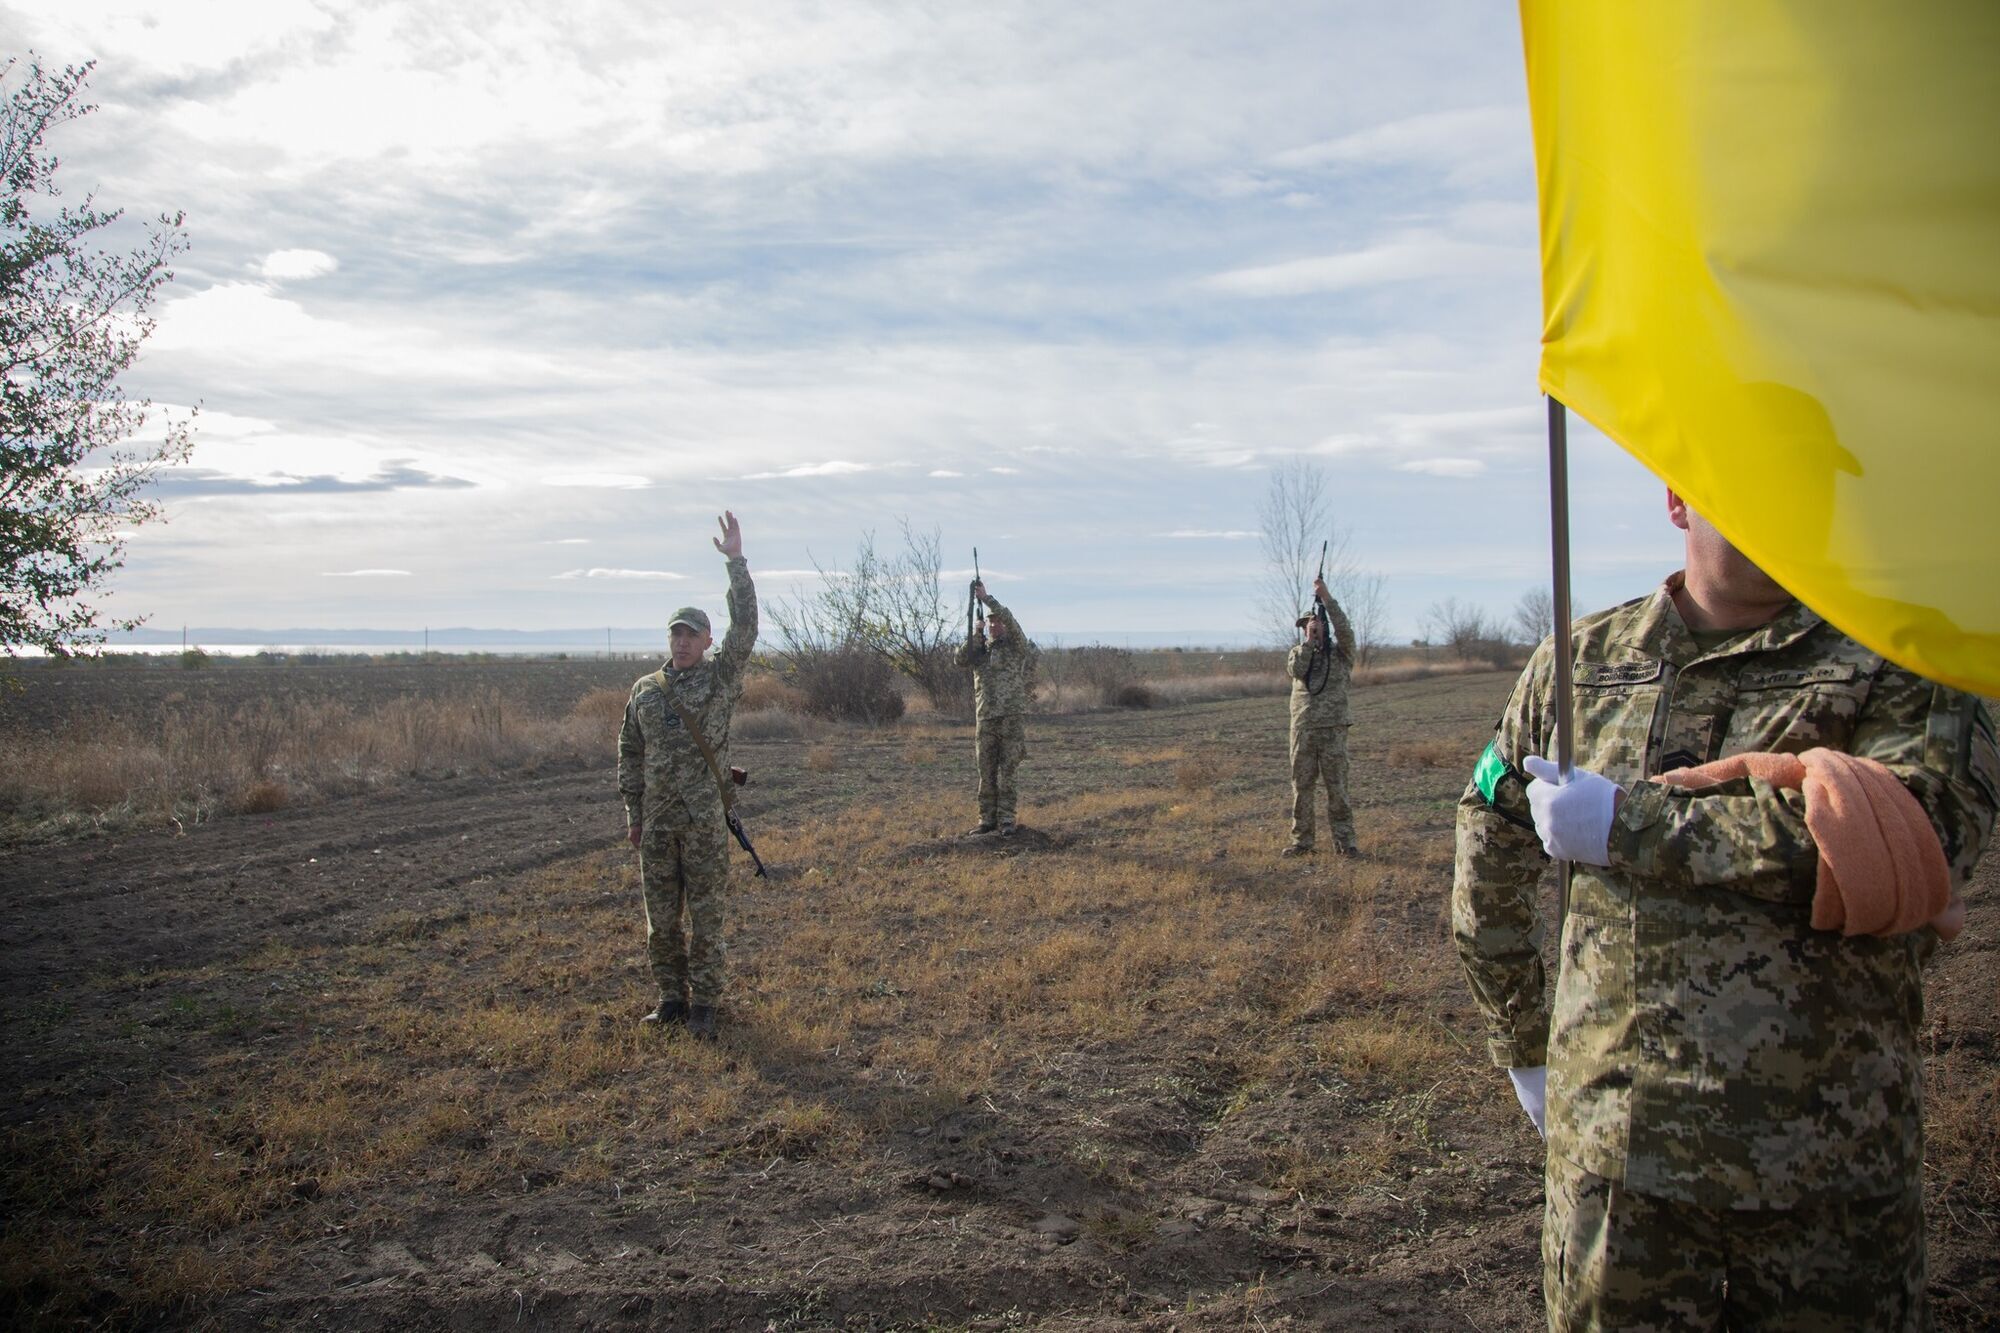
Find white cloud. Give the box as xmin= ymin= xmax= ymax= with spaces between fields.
xmin=1399 ymin=458 xmax=1488 ymax=478
xmin=987 ymin=466 xmax=1021 ymax=475
xmin=546 ymin=537 xmax=592 ymax=544
xmin=1272 ymin=106 xmax=1521 ymax=173
xmin=1160 ymin=529 xmax=1260 ymax=539
xmin=321 ymin=568 xmax=411 ymax=577
xmin=258 ymin=249 xmax=339 ymax=281
xmin=740 ymin=461 xmax=871 ymax=480
xmin=928 ymin=469 xmax=964 ymax=478
xmin=1202 ymin=232 xmax=1518 ymax=297
xmin=543 ymin=473 xmax=652 ymax=489
xmin=553 ymin=568 xmax=688 ymax=581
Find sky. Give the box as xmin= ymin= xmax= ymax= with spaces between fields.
xmin=8 ymin=0 xmax=1686 ymax=649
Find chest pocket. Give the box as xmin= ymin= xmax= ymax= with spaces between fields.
xmin=638 ymin=690 xmax=681 ymax=740
xmin=1724 ymin=662 xmax=1869 ymax=755
xmin=1572 ymin=659 xmax=1666 ymax=783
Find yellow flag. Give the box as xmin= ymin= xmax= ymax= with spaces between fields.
xmin=1521 ymin=2 xmax=2000 ymax=696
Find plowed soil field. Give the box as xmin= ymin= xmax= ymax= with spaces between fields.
xmin=3 ymin=667 xmax=1995 ymax=1331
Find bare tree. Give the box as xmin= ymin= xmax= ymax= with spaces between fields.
xmin=1342 ymin=570 xmax=1389 ymax=669
xmin=1423 ymin=597 xmax=1511 ymax=666
xmin=766 ymin=523 xmax=976 ymax=718
xmin=1256 ymin=456 xmax=1362 ymax=649
xmin=1513 ymin=586 xmax=1555 ymax=647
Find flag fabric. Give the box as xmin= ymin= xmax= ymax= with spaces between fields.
xmin=1520 ymin=1 xmax=2000 ymax=696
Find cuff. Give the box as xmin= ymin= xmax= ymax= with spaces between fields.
xmin=1606 ymin=779 xmax=1667 ymax=872
xmin=1487 ymin=1031 xmax=1548 ymax=1069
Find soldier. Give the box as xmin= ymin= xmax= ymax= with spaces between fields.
xmin=1283 ymin=575 xmax=1357 ymax=857
xmin=954 ymin=579 xmax=1030 ymax=835
xmin=617 ymin=511 xmax=758 ymax=1040
xmin=1452 ymin=488 xmax=1998 ymax=1331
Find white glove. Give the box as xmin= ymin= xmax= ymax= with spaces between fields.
xmin=1522 ymin=755 xmax=1619 ymax=867
xmin=1508 ymin=1066 xmax=1548 ymax=1138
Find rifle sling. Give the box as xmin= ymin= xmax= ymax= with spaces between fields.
xmin=649 ymin=669 xmax=735 ymax=814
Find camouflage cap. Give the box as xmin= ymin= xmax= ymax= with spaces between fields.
xmin=668 ymin=607 xmax=711 ymax=633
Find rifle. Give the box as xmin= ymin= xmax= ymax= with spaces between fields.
xmin=1304 ymin=540 xmax=1334 ymax=696
xmin=724 ymin=766 xmax=768 ymax=877
xmin=967 ymin=547 xmax=984 ymax=639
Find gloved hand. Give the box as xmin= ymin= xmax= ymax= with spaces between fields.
xmin=1508 ymin=1066 xmax=1548 ymax=1139
xmin=1522 ymin=755 xmax=1620 ymax=866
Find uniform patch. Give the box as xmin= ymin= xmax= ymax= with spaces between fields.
xmin=1574 ymin=660 xmax=1663 ymax=687
xmin=1738 ymin=663 xmax=1860 ymax=690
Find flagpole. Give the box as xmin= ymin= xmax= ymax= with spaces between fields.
xmin=1547 ymin=395 xmax=1576 ymax=925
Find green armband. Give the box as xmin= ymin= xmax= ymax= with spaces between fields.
xmin=1474 ymin=739 xmax=1510 ymax=805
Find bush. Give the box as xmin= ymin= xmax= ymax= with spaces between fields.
xmin=739 ymin=673 xmax=807 ymax=715
xmin=1109 ymin=683 xmax=1157 ymax=709
xmin=784 ymin=645 xmax=906 ymax=725
xmin=1066 ymin=645 xmax=1141 ymax=708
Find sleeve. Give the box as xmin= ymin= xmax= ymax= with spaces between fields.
xmin=986 ymin=597 xmax=1022 ymax=642
xmin=955 ymin=636 xmax=987 ymax=668
xmin=717 ymin=556 xmax=757 ymax=672
xmin=1451 ymin=648 xmax=1554 ymax=1068
xmin=1322 ymin=591 xmax=1357 ymax=663
xmin=1605 ymin=665 xmax=1999 ymax=904
xmin=617 ymin=691 xmax=647 ymax=826
xmin=1287 ymin=644 xmax=1312 ymax=681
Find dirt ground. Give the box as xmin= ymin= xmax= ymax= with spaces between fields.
xmin=2 ymin=668 xmax=1995 ymax=1330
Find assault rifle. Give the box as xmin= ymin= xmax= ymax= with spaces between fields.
xmin=967 ymin=547 xmax=984 ymax=639
xmin=1303 ymin=540 xmax=1334 ymax=696
xmin=725 ymin=766 xmax=767 ymax=878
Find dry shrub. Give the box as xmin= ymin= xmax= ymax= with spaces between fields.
xmin=805 ymin=743 xmax=838 ymax=772
xmin=237 ymin=781 xmax=290 ymax=814
xmin=1148 ymin=671 xmax=1288 ymax=705
xmin=1109 ymin=683 xmax=1157 ymax=709
xmin=738 ymin=673 xmax=805 ymax=715
xmin=734 ymin=707 xmax=813 ymax=742
xmin=568 ymin=686 xmax=630 ymax=730
xmin=1352 ymin=658 xmax=1491 ymax=687
xmin=785 ymin=646 xmax=905 ymax=725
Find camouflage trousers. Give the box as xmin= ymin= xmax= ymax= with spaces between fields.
xmin=639 ymin=817 xmax=730 ymax=1006
xmin=1289 ymin=724 xmax=1353 ymax=850
xmin=976 ymin=715 xmax=1028 ymax=826
xmin=1542 ymin=1151 xmax=1926 ymax=1332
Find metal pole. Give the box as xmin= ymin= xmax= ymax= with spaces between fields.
xmin=1547 ymin=395 xmax=1576 ymax=923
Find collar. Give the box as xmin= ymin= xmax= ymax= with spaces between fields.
xmin=1638 ymin=572 xmax=1821 ymax=665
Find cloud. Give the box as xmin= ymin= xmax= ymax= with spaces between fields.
xmin=545 ymin=537 xmax=592 ymax=544
xmin=543 ymin=473 xmax=652 ymax=490
xmin=152 ymin=459 xmax=474 ymax=496
xmin=1271 ymin=106 xmax=1521 ymax=174
xmin=321 ymin=568 xmax=411 ymax=577
xmin=552 ymin=568 xmax=688 ymax=581
xmin=740 ymin=461 xmax=871 ymax=480
xmin=1202 ymin=232 xmax=1517 ymax=297
xmin=1398 ymin=458 xmax=1488 ymax=478
xmin=987 ymin=466 xmax=1021 ymax=475
xmin=258 ymin=248 xmax=338 ymax=281
xmin=1160 ymin=529 xmax=1260 ymax=539
xmin=928 ymin=469 xmax=964 ymax=478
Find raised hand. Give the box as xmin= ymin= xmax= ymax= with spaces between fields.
xmin=971 ymin=579 xmax=987 ymax=604
xmin=713 ymin=510 xmax=744 ymax=559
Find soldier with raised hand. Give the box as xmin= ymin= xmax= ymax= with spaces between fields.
xmin=954 ymin=579 xmax=1030 ymax=835
xmin=1453 ymin=487 xmax=1998 ymax=1331
xmin=1282 ymin=574 xmax=1357 ymax=857
xmin=617 ymin=510 xmax=758 ymax=1041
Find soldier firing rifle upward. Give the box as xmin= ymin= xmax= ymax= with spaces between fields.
xmin=1283 ymin=560 xmax=1357 ymax=858
xmin=955 ymin=574 xmax=1031 ymax=836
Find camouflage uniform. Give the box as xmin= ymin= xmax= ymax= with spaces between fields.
xmin=617 ymin=557 xmax=758 ymax=1007
xmin=954 ymin=596 xmax=1031 ymax=828
xmin=1452 ymin=573 xmax=1998 ymax=1331
xmin=1286 ymin=591 xmax=1357 ymax=852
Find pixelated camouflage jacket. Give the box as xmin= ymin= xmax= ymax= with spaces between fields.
xmin=617 ymin=557 xmax=759 ymax=830
xmin=1452 ymin=572 xmax=1999 ymax=1208
xmin=954 ymin=597 xmax=1031 ymax=719
xmin=1287 ymin=591 xmax=1357 ymax=730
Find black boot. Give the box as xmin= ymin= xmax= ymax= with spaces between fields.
xmin=641 ymin=998 xmax=688 ymax=1027
xmin=688 ymin=1004 xmax=719 ymax=1042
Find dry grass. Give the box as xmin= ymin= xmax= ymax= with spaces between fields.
xmin=1386 ymin=737 xmax=1469 ymax=769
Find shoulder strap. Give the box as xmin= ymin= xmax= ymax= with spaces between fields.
xmin=650 ymin=671 xmax=734 ymax=811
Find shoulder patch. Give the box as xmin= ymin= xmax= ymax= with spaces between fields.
xmin=1574 ymin=659 xmax=1663 ymax=687
xmin=1738 ymin=662 xmax=1861 ymax=691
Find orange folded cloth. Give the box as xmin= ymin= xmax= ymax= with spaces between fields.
xmin=1651 ymin=749 xmax=1961 ymax=941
